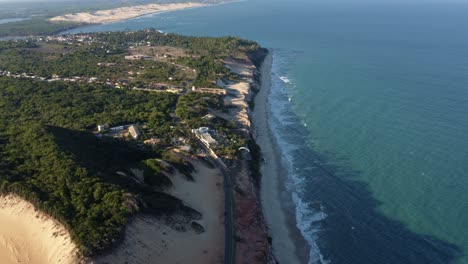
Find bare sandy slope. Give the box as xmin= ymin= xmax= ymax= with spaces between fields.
xmin=49 ymin=3 xmax=206 ymax=24
xmin=94 ymin=161 xmax=224 ymax=264
xmin=220 ymin=59 xmax=256 ymax=129
xmin=0 ymin=194 xmax=79 ymax=264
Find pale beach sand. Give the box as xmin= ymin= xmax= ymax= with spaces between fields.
xmin=0 ymin=194 xmax=79 ymax=264
xmin=94 ymin=161 xmax=224 ymax=264
xmin=49 ymin=3 xmax=207 ymax=24
xmin=220 ymin=58 xmax=256 ymax=129
xmin=253 ymin=53 xmax=308 ymax=263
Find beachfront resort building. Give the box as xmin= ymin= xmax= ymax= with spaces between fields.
xmin=192 ymin=127 xmax=218 ymax=148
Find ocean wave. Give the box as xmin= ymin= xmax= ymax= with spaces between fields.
xmin=280 ymin=75 xmax=292 ymax=84
xmin=269 ymin=50 xmax=330 ymax=264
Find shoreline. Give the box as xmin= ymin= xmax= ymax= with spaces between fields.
xmin=115 ymin=0 xmax=244 ymax=25
xmin=223 ymin=50 xmax=276 ymax=263
xmin=48 ymin=2 xmax=224 ymax=25
xmin=253 ymin=52 xmax=310 ymax=263
xmin=54 ymin=0 xmax=242 ymax=36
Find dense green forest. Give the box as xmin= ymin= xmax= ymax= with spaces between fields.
xmin=0 ymin=19 xmax=80 ymax=38
xmin=0 ymin=78 xmax=179 ymax=254
xmin=0 ymin=30 xmax=267 ymax=256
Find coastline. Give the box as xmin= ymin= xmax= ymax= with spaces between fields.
xmin=49 ymin=2 xmax=209 ymax=25
xmin=253 ymin=52 xmax=310 ymax=263
xmin=117 ymin=0 xmax=244 ymax=25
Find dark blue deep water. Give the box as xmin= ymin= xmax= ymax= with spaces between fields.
xmin=65 ymin=1 xmax=468 ymax=263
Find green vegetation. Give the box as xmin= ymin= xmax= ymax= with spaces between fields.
xmin=0 ymin=78 xmax=176 ymax=129
xmin=0 ymin=18 xmax=80 ymax=38
xmin=140 ymin=159 xmax=173 ymax=187
xmin=0 ymin=30 xmax=266 ymax=256
xmin=177 ymin=55 xmax=234 ymax=87
xmin=176 ymin=93 xmax=221 ymax=122
xmin=0 ymin=78 xmax=177 ymax=255
xmin=0 ymin=30 xmax=266 ymax=89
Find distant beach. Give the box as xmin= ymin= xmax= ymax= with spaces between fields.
xmin=49 ymin=3 xmax=208 ymax=25
xmin=0 ymin=18 xmax=30 ymax=25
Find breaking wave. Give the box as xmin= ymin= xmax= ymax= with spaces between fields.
xmin=268 ymin=50 xmax=330 ymax=264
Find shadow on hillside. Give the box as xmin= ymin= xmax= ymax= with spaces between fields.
xmin=46 ymin=126 xmax=200 ymax=220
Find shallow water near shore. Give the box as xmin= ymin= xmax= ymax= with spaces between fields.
xmin=0 ymin=18 xmax=29 ymax=25
xmin=64 ymin=0 xmax=468 ymax=263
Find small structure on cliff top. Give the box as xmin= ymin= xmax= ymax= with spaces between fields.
xmin=144 ymin=138 xmax=162 ymax=145
xmin=128 ymin=125 xmax=141 ymax=140
xmin=192 ymin=127 xmax=217 ymax=148
xmin=202 ymin=114 xmax=216 ymax=121
xmin=97 ymin=124 xmax=108 ymax=132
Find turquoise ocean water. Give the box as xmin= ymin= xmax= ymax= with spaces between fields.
xmin=65 ymin=1 xmax=468 ymax=263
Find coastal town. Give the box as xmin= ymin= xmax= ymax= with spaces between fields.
xmin=2 ymin=0 xmax=467 ymax=263
xmin=0 ymin=29 xmax=273 ymax=264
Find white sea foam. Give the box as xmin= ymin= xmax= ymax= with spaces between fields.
xmin=269 ymin=52 xmax=330 ymax=264
xmin=280 ymin=75 xmax=292 ymax=84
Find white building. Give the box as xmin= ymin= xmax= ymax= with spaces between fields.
xmin=128 ymin=125 xmax=141 ymax=140
xmin=192 ymin=127 xmax=217 ymax=148
xmin=97 ymin=124 xmax=107 ymax=132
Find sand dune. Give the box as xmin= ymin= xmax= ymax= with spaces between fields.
xmin=49 ymin=3 xmax=206 ymax=24
xmin=0 ymin=194 xmax=79 ymax=264
xmin=221 ymin=59 xmax=257 ymax=129
xmin=94 ymin=161 xmax=224 ymax=264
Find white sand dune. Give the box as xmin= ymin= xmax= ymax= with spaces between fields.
xmin=50 ymin=3 xmax=206 ymax=24
xmin=222 ymin=58 xmax=256 ymax=129
xmin=0 ymin=194 xmax=79 ymax=264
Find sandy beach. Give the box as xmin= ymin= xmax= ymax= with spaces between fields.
xmin=0 ymin=194 xmax=79 ymax=264
xmin=253 ymin=53 xmax=309 ymax=263
xmin=49 ymin=3 xmax=207 ymax=24
xmin=94 ymin=161 xmax=224 ymax=264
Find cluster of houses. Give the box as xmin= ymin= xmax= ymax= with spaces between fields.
xmin=0 ymin=70 xmax=99 ymax=84
xmin=0 ymin=68 xmax=182 ymax=94
xmin=96 ymin=123 xmax=196 ymax=153
xmin=3 ymin=33 xmax=228 ymax=98
xmin=39 ymin=34 xmax=97 ymax=45
xmin=41 ymin=29 xmax=164 ymax=47
xmin=124 ymin=54 xmax=152 ymax=61
xmin=0 ymin=70 xmax=45 ymax=81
